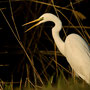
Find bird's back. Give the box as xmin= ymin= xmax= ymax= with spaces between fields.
xmin=65 ymin=33 xmax=90 ymax=84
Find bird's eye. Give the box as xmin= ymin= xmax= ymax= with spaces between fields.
xmin=40 ymin=17 xmax=44 ymax=21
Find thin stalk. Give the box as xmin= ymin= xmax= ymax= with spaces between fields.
xmin=0 ymin=9 xmax=44 ymax=85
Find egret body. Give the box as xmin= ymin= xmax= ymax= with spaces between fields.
xmin=23 ymin=13 xmax=90 ymax=84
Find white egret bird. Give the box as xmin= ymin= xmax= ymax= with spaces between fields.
xmin=23 ymin=13 xmax=90 ymax=84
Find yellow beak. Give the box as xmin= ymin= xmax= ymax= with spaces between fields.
xmin=22 ymin=17 xmax=43 ymax=32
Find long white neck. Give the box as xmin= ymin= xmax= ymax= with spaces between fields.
xmin=51 ymin=16 xmax=65 ymax=56
xmin=52 ymin=26 xmax=65 ymax=56
xmin=40 ymin=13 xmax=65 ymax=56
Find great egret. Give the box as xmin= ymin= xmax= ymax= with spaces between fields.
xmin=23 ymin=13 xmax=90 ymax=84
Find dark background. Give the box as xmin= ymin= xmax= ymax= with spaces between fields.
xmin=0 ymin=0 xmax=90 ymax=84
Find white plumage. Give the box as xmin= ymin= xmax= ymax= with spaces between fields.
xmin=23 ymin=13 xmax=90 ymax=84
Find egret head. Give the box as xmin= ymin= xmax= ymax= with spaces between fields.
xmin=38 ymin=13 xmax=53 ymax=24
xmin=22 ymin=13 xmax=61 ymax=32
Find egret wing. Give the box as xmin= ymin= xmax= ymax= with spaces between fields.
xmin=65 ymin=34 xmax=90 ymax=83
